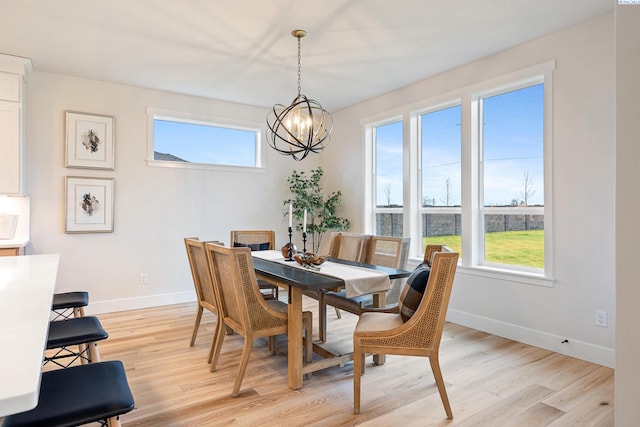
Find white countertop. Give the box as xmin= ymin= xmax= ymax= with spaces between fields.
xmin=0 ymin=254 xmax=59 ymax=416
xmin=0 ymin=238 xmax=29 ymax=249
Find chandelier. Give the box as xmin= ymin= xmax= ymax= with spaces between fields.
xmin=267 ymin=29 xmax=333 ymax=161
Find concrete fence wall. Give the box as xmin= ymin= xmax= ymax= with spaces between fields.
xmin=375 ymin=213 xmax=544 ymax=237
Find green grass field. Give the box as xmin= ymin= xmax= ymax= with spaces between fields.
xmin=424 ymin=229 xmax=544 ymax=268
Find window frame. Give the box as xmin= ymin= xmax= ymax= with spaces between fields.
xmin=474 ymin=78 xmax=546 ymax=274
xmin=364 ymin=61 xmax=555 ymax=287
xmin=416 ymin=101 xmax=463 ymax=256
xmin=146 ymin=107 xmax=266 ymax=172
xmin=366 ymin=115 xmax=405 ymax=235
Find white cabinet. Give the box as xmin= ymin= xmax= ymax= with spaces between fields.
xmin=0 ymin=56 xmax=32 ymax=195
xmin=0 ymin=100 xmax=21 ymax=194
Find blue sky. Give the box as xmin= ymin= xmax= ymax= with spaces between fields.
xmin=154 ymin=119 xmax=256 ymax=167
xmin=376 ymin=83 xmax=544 ymax=207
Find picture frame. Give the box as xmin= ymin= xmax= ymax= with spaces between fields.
xmin=65 ymin=111 xmax=115 ymax=170
xmin=65 ymin=176 xmax=114 ymax=233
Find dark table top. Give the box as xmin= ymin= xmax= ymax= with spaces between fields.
xmin=252 ymin=256 xmax=410 ymax=292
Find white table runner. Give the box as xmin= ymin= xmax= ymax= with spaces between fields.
xmin=252 ymin=250 xmax=390 ymax=297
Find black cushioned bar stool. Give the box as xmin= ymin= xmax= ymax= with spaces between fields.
xmin=2 ymin=361 xmax=135 ymax=427
xmin=51 ymin=291 xmax=89 ymax=321
xmin=44 ymin=316 xmax=108 ymax=369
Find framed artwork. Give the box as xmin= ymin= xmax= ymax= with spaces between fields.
xmin=65 ymin=111 xmax=115 ymax=170
xmin=65 ymin=176 xmax=114 ymax=233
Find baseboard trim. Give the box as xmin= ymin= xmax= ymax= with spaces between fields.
xmin=84 ymin=291 xmax=196 ymax=315
xmin=447 ymin=308 xmax=615 ymax=368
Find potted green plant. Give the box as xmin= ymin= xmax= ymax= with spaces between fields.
xmin=284 ymin=167 xmax=350 ymax=253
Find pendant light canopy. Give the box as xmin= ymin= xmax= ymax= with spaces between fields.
xmin=267 ymin=30 xmax=333 ymax=161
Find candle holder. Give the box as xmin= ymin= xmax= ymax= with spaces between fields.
xmin=285 ymin=226 xmax=294 ymax=261
xmin=302 ymin=231 xmax=307 ymax=253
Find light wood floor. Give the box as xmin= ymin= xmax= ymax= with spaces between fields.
xmin=91 ymin=297 xmax=613 ymax=426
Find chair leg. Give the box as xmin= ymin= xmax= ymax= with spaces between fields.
xmin=318 ymin=291 xmax=327 ymax=343
xmin=232 ymin=338 xmax=254 ymax=397
xmin=207 ymin=318 xmax=223 ymax=364
xmin=209 ymin=319 xmax=227 ymax=372
xmin=353 ymin=345 xmax=362 ymax=414
xmin=319 ymin=294 xmax=340 ymax=343
xmin=430 ymin=354 xmax=453 ymax=419
xmin=107 ymin=415 xmax=122 ymax=427
xmin=87 ymin=341 xmax=101 ymax=363
xmin=190 ymin=306 xmax=204 ymax=346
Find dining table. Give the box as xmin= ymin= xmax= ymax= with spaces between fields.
xmin=251 ymin=250 xmax=410 ymax=390
xmin=0 ymin=254 xmax=60 ymax=417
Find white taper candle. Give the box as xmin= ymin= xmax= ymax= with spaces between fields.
xmin=303 ymin=209 xmax=307 ymax=233
xmin=288 ymin=203 xmax=293 ymax=228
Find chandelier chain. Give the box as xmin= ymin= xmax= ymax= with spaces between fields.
xmin=297 ymin=35 xmax=302 ymax=97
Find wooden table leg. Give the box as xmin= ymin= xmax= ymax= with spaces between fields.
xmin=288 ymin=286 xmax=304 ymax=389
xmin=372 ymin=292 xmax=387 ymax=365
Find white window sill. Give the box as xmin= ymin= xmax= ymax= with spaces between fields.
xmin=455 ymin=265 xmax=554 ymax=288
xmin=146 ymin=159 xmax=266 ymax=173
xmin=407 ymin=258 xmax=554 ymax=288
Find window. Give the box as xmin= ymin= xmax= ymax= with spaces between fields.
xmin=147 ymin=108 xmax=263 ymax=170
xmin=365 ymin=61 xmax=553 ymax=283
xmin=479 ymin=84 xmax=544 ymax=270
xmin=420 ymin=105 xmax=462 ymax=254
xmin=373 ymin=120 xmax=403 ymax=237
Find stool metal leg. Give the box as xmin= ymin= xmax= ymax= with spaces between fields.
xmin=44 ymin=341 xmax=101 ymax=368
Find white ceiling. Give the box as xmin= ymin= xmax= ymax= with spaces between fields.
xmin=0 ymin=0 xmax=611 ymax=111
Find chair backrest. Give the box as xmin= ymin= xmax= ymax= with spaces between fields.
xmin=423 ymin=244 xmax=444 ymax=267
xmin=229 ymin=230 xmax=275 ymax=251
xmin=205 ymin=243 xmax=285 ymax=334
xmin=364 ymin=236 xmax=411 ymax=269
xmin=409 ymin=247 xmax=458 ymax=351
xmin=184 ymin=238 xmax=219 ymax=312
xmin=330 ymin=232 xmax=371 ymax=263
xmin=364 ymin=236 xmax=411 ymax=306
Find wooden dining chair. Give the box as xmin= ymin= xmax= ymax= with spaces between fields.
xmin=302 ymin=232 xmax=372 ymax=340
xmin=184 ymin=238 xmax=226 ymax=364
xmin=331 ymin=232 xmax=371 ymax=262
xmin=319 ymin=236 xmax=410 ymax=342
xmin=205 ymin=243 xmax=313 ymax=397
xmin=353 ymin=246 xmax=459 ymax=418
xmin=229 ymin=230 xmax=279 ymax=299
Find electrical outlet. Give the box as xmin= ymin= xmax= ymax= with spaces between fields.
xmin=595 ymin=310 xmax=607 ymax=327
xmin=140 ymin=273 xmax=148 ymax=285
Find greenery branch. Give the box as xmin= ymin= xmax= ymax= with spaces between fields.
xmin=284 ymin=167 xmax=350 ymax=253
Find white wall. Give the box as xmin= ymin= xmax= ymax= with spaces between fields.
xmin=23 ymin=72 xmax=318 ymax=312
xmin=614 ymin=3 xmax=640 ymax=425
xmin=323 ymin=14 xmax=615 ymax=367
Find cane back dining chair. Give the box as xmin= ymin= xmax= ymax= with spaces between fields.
xmin=184 ymin=238 xmax=227 ymax=363
xmin=319 ymin=236 xmax=410 ymax=342
xmin=205 ymin=243 xmax=313 ymax=397
xmin=302 ymin=232 xmax=372 ymax=341
xmin=353 ymin=246 xmax=458 ymax=418
xmin=230 ymin=230 xmax=279 ymax=299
